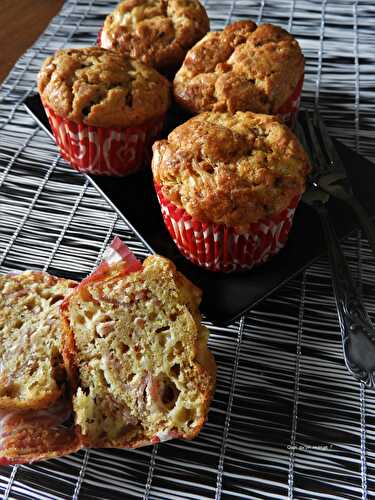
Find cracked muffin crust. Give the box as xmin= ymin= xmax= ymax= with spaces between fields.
xmin=152 ymin=111 xmax=310 ymax=232
xmin=100 ymin=0 xmax=209 ymax=72
xmin=62 ymin=255 xmax=216 ymax=448
xmin=0 ymin=272 xmax=77 ymax=410
xmin=173 ymin=21 xmax=304 ymax=115
xmin=38 ymin=47 xmax=170 ymax=128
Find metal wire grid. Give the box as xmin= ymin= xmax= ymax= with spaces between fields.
xmin=0 ymin=1 xmax=375 ymax=498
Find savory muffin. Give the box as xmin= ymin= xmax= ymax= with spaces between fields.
xmin=152 ymin=111 xmax=310 ymax=271
xmin=173 ymin=21 xmax=304 ymax=121
xmin=38 ymin=47 xmax=170 ymax=175
xmin=99 ymin=0 xmax=209 ymax=74
xmin=38 ymin=47 xmax=170 ymax=127
xmin=0 ymin=271 xmax=77 ymax=410
xmin=61 ymin=248 xmax=216 ymax=447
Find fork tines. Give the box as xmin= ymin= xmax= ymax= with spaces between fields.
xmin=297 ymin=109 xmax=345 ymax=178
xmin=313 ymin=109 xmax=345 ymax=172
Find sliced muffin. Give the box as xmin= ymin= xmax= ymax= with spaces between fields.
xmin=0 ymin=271 xmax=77 ymax=410
xmin=62 ymin=253 xmax=216 ymax=447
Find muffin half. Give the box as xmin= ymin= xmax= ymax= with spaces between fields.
xmin=0 ymin=271 xmax=77 ymax=410
xmin=61 ymin=240 xmax=216 ymax=447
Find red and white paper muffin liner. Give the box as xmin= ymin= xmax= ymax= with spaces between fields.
xmin=97 ymin=28 xmax=103 ymax=46
xmin=43 ymin=102 xmax=164 ymax=176
xmin=155 ymin=184 xmax=300 ymax=273
xmin=76 ymin=236 xmax=142 ymax=293
xmin=276 ymin=75 xmax=304 ymax=126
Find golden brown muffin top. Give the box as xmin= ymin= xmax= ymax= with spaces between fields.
xmin=173 ymin=21 xmax=304 ymax=115
xmin=38 ymin=47 xmax=170 ymax=127
xmin=100 ymin=0 xmax=209 ymax=71
xmin=152 ymin=112 xmax=310 ymax=231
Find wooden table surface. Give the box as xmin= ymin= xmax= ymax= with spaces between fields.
xmin=0 ymin=0 xmax=64 ymax=83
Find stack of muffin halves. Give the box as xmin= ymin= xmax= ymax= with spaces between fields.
xmin=0 ymin=239 xmax=216 ymax=463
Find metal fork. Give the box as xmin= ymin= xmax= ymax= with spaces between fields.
xmin=296 ymin=111 xmax=375 ymax=387
xmin=306 ymin=110 xmax=375 ymax=257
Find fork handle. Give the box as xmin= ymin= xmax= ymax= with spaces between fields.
xmin=316 ymin=204 xmax=375 ymax=386
xmin=346 ymin=196 xmax=375 ymax=259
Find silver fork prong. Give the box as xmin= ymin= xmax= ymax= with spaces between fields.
xmin=295 ymin=114 xmax=320 ymax=177
xmin=304 ymin=110 xmax=327 ymax=175
xmin=314 ymin=109 xmax=345 ymax=170
xmin=294 ymin=120 xmax=312 ymax=159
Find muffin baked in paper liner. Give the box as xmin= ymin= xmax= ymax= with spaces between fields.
xmin=43 ymin=102 xmax=164 ymax=176
xmin=155 ymin=184 xmax=300 ymax=273
xmin=277 ymin=75 xmax=304 ymax=126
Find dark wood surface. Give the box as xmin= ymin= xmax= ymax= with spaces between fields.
xmin=0 ymin=0 xmax=64 ymax=83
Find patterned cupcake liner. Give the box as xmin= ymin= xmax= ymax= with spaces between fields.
xmin=74 ymin=236 xmax=142 ymax=293
xmin=276 ymin=75 xmax=304 ymax=126
xmin=155 ymin=184 xmax=300 ymax=273
xmin=97 ymin=28 xmax=103 ymax=46
xmin=43 ymin=102 xmax=164 ymax=176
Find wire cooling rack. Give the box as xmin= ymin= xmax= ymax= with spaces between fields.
xmin=1 ymin=1 xmax=375 ymax=498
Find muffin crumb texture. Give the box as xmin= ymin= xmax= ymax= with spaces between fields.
xmin=101 ymin=0 xmax=209 ymax=70
xmin=62 ymin=256 xmax=216 ymax=447
xmin=152 ymin=111 xmax=310 ymax=232
xmin=0 ymin=272 xmax=77 ymax=410
xmin=173 ymin=21 xmax=304 ymax=114
xmin=38 ymin=47 xmax=170 ymax=127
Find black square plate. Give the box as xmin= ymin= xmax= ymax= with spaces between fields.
xmin=24 ymin=94 xmax=375 ymax=325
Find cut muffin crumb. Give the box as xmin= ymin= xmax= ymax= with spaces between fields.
xmin=0 ymin=271 xmax=77 ymax=410
xmin=62 ymin=255 xmax=216 ymax=448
